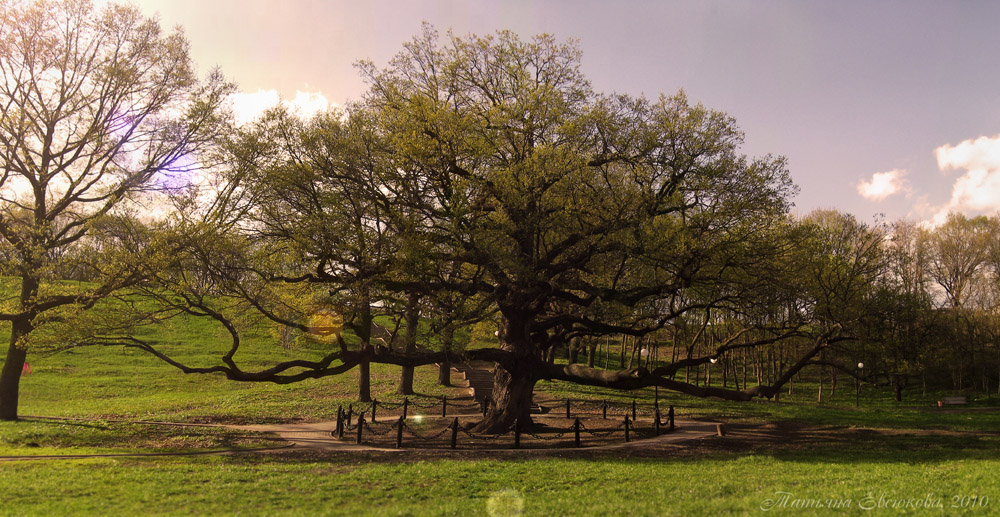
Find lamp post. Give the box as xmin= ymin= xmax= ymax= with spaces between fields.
xmin=856 ymin=362 xmax=864 ymax=408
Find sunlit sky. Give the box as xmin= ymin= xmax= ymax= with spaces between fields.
xmin=117 ymin=0 xmax=1000 ymax=226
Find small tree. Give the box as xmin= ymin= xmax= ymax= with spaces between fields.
xmin=0 ymin=0 xmax=229 ymax=419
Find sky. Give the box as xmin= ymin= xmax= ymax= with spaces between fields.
xmin=115 ymin=0 xmax=1000 ymax=226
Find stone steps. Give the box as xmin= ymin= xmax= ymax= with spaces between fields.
xmin=453 ymin=361 xmax=494 ymax=405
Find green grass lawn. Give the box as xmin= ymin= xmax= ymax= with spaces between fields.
xmin=2 ymin=310 xmax=1000 ymax=515
xmin=3 ymin=445 xmax=998 ymax=515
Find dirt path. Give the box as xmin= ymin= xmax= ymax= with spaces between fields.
xmin=1 ymin=414 xmax=725 ymax=459
xmin=233 ymin=415 xmax=723 ymax=452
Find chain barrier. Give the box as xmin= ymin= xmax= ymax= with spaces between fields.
xmin=542 ymin=399 xmax=669 ymax=418
xmin=455 ymin=422 xmax=517 ymax=441
xmin=400 ymin=421 xmax=454 ymax=440
xmin=333 ymin=398 xmax=678 ymax=446
xmin=362 ymin=420 xmax=398 ymax=436
xmin=525 ymin=428 xmax=571 ymax=441
xmin=578 ymin=420 xmax=626 ymax=437
xmin=447 ymin=403 xmax=483 ymax=410
xmin=407 ymin=399 xmax=444 ymax=409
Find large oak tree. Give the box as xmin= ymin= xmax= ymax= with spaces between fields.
xmin=129 ymin=28 xmax=862 ymax=433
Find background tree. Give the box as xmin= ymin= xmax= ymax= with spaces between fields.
xmin=0 ymin=0 xmax=229 ymax=420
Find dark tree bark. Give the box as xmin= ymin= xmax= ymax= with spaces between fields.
xmin=358 ymin=354 xmax=372 ymax=403
xmin=398 ymin=292 xmax=419 ymax=395
xmin=474 ymin=309 xmax=540 ymax=433
xmin=475 ymin=361 xmax=538 ymax=433
xmin=438 ymin=326 xmax=454 ymax=386
xmin=356 ymin=300 xmax=373 ymax=402
xmin=0 ymin=276 xmax=39 ymax=421
xmin=0 ymin=321 xmax=30 ymax=421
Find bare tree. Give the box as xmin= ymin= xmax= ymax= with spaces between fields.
xmin=0 ymin=0 xmax=229 ymax=419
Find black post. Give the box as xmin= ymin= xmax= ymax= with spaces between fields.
xmin=356 ymin=414 xmax=365 ymax=445
xmin=442 ymin=396 xmax=447 ymax=417
xmin=632 ymin=399 xmax=637 ymax=420
xmin=655 ymin=409 xmax=661 ymax=436
xmin=403 ymin=398 xmax=409 ymax=420
xmin=450 ymin=417 xmax=459 ymax=449
xmin=514 ymin=418 xmax=521 ymax=449
xmin=624 ymin=416 xmax=630 ymax=443
xmin=574 ymin=418 xmax=581 ymax=447
xmin=395 ymin=416 xmax=404 ymax=448
xmin=602 ymin=400 xmax=607 ymax=420
xmin=347 ymin=404 xmax=353 ymax=426
xmin=337 ymin=407 xmax=345 ymax=439
xmin=334 ymin=405 xmax=343 ymax=437
xmin=655 ymin=385 xmax=659 ymax=407
xmin=668 ymin=405 xmax=675 ymax=432
xmin=566 ymin=399 xmax=571 ymax=419
xmin=371 ymin=398 xmax=377 ymax=423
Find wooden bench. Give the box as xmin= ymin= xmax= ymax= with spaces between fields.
xmin=938 ymin=396 xmax=968 ymax=407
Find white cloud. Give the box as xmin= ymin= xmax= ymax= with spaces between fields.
xmin=227 ymin=88 xmax=331 ymax=126
xmin=925 ymin=134 xmax=1000 ymax=226
xmin=857 ymin=169 xmax=907 ymax=201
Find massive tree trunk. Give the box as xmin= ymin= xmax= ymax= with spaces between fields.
xmin=473 ymin=309 xmax=539 ymax=433
xmin=0 ymin=321 xmax=30 ymax=421
xmin=476 ymin=363 xmax=537 ymax=433
xmin=398 ymin=292 xmax=419 ymax=395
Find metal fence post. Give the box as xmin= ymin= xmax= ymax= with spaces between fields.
xmin=566 ymin=399 xmax=571 ymax=419
xmin=574 ymin=418 xmax=581 ymax=447
xmin=451 ymin=417 xmax=459 ymax=449
xmin=356 ymin=414 xmax=365 ymax=445
xmin=371 ymin=398 xmax=377 ymax=423
xmin=442 ymin=396 xmax=447 ymax=417
xmin=655 ymin=409 xmax=661 ymax=436
xmin=403 ymin=398 xmax=409 ymax=420
xmin=602 ymin=400 xmax=607 ymax=420
xmin=632 ymin=399 xmax=637 ymax=420
xmin=668 ymin=405 xmax=675 ymax=432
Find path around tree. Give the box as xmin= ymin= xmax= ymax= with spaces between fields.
xmin=1 ymin=363 xmax=724 ymax=459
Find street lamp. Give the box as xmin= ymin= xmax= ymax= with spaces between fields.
xmin=856 ymin=362 xmax=864 ymax=408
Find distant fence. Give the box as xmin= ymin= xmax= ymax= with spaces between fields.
xmin=338 ymin=396 xmax=677 ymax=422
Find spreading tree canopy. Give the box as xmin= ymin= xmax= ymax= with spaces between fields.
xmin=121 ymin=27 xmax=879 ymax=433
